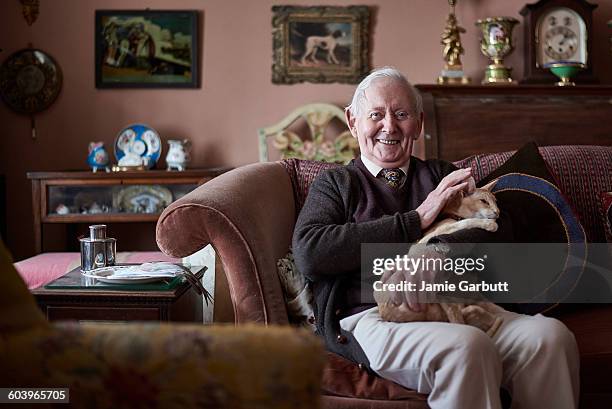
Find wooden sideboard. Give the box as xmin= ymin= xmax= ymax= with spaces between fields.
xmin=415 ymin=84 xmax=612 ymax=161
xmin=27 ymin=168 xmax=231 ymax=253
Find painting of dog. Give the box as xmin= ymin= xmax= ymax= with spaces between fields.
xmin=289 ymin=22 xmax=352 ymax=67
xmin=271 ymin=5 xmax=370 ymax=84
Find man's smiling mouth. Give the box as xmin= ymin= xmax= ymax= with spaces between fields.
xmin=377 ymin=139 xmax=399 ymax=145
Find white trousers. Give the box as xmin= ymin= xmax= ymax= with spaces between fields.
xmin=340 ymin=307 xmax=579 ymax=409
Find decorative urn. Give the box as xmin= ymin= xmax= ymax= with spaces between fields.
xmin=87 ymin=142 xmax=110 ymax=172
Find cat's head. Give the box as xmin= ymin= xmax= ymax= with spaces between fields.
xmin=445 ymin=179 xmax=500 ymax=220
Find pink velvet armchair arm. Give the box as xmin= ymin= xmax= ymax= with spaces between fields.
xmin=156 ymin=162 xmax=295 ymax=325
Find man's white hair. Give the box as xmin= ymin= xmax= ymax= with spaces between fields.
xmin=346 ymin=66 xmax=423 ymax=117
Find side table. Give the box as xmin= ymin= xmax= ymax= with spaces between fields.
xmin=31 ymin=265 xmax=207 ymax=323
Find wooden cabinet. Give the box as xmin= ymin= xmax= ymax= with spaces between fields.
xmin=28 ymin=169 xmax=231 ymax=253
xmin=415 ymin=84 xmax=612 ymax=161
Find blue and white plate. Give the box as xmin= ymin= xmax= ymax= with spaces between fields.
xmin=114 ymin=124 xmax=162 ymax=169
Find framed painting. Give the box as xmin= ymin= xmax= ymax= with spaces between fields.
xmin=272 ymin=6 xmax=370 ymax=84
xmin=95 ymin=10 xmax=199 ymax=88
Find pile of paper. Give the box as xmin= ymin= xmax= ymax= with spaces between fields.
xmin=107 ymin=263 xmax=188 ymax=279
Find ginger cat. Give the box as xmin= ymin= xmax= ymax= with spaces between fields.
xmin=375 ymin=179 xmax=504 ymax=336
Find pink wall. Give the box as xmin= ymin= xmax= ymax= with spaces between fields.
xmin=1 ymin=0 xmax=611 ymax=259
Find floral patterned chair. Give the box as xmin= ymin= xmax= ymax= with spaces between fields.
xmin=0 ymin=240 xmax=324 ymax=409
xmin=258 ymin=103 xmax=359 ymax=164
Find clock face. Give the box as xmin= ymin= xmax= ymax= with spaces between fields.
xmin=544 ymin=26 xmax=578 ymax=60
xmin=536 ymin=7 xmax=586 ymax=66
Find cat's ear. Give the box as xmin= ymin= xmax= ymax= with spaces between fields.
xmin=481 ymin=179 xmax=499 ymax=192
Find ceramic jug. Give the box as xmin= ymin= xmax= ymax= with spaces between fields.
xmin=87 ymin=142 xmax=110 ymax=172
xmin=166 ymin=139 xmax=191 ymax=171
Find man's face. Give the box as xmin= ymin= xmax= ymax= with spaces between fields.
xmin=346 ymin=79 xmax=423 ymax=168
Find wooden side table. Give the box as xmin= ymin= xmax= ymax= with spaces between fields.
xmin=31 ymin=265 xmax=207 ymax=323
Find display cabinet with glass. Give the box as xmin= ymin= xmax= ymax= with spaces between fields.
xmin=28 ymin=169 xmax=231 ymax=253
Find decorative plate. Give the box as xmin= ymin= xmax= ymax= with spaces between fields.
xmin=113 ymin=185 xmax=173 ymax=214
xmin=114 ymin=124 xmax=162 ymax=169
xmin=0 ymin=48 xmax=63 ymax=114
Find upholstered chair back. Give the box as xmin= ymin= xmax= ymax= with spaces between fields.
xmin=283 ymin=145 xmax=612 ymax=242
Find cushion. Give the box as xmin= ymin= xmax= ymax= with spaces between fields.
xmin=323 ymin=352 xmax=426 ymax=401
xmin=15 ymin=251 xmax=180 ymax=290
xmin=456 ymin=145 xmax=612 ymax=243
xmin=601 ymin=191 xmax=612 ymax=242
xmin=276 ymin=251 xmax=316 ymax=330
xmin=470 ymin=142 xmax=587 ymax=314
xmin=280 ymin=159 xmax=339 ymax=215
xmin=478 ymin=142 xmax=585 ymax=242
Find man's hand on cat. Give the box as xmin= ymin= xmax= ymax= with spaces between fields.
xmin=416 ymin=168 xmax=474 ymax=230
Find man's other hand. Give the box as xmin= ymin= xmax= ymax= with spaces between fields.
xmin=415 ymin=168 xmax=474 ymax=230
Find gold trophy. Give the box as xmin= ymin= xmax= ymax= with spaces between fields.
xmin=475 ymin=17 xmax=519 ymax=84
xmin=437 ymin=0 xmax=470 ymax=84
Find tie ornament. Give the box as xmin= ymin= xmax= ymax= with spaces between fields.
xmin=380 ymin=168 xmax=403 ymax=189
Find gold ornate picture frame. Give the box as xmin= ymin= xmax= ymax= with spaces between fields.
xmin=272 ymin=5 xmax=370 ymax=84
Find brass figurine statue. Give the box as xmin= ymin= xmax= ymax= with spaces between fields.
xmin=438 ymin=0 xmax=470 ymax=84
xmin=441 ymin=13 xmax=464 ymax=67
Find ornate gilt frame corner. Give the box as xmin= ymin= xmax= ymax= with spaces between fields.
xmin=271 ymin=5 xmax=370 ymax=85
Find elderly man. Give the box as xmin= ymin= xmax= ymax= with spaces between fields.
xmin=292 ymin=67 xmax=579 ymax=409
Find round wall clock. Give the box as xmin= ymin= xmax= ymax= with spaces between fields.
xmin=0 ymin=48 xmax=63 ymax=114
xmin=520 ymin=0 xmax=598 ymax=84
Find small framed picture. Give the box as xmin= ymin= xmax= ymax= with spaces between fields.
xmin=272 ymin=5 xmax=370 ymax=84
xmin=95 ymin=10 xmax=199 ymax=88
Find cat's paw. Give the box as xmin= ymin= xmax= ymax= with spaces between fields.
xmin=462 ymin=305 xmax=495 ymax=333
xmin=482 ymin=220 xmax=498 ymax=232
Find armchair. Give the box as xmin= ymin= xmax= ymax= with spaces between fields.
xmin=156 ymin=159 xmax=429 ymax=408
xmin=156 ymin=145 xmax=612 ymax=409
xmin=0 ymin=241 xmax=324 ymax=409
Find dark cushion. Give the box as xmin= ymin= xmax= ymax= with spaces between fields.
xmin=475 ymin=142 xmax=587 ymax=314
xmin=601 ymin=191 xmax=612 ymax=243
xmin=478 ymin=142 xmax=585 ymax=241
xmin=455 ymin=145 xmax=612 ymax=243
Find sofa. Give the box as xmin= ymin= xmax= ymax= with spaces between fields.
xmin=0 ymin=241 xmax=324 ymax=409
xmin=156 ymin=145 xmax=612 ymax=409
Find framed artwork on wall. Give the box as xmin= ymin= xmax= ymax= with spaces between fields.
xmin=95 ymin=10 xmax=199 ymax=88
xmin=271 ymin=5 xmax=370 ymax=84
